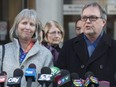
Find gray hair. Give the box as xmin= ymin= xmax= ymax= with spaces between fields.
xmin=81 ymin=2 xmax=107 ymax=20
xmin=10 ymin=9 xmax=42 ymax=41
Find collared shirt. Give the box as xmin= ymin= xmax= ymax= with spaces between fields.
xmin=19 ymin=41 xmax=34 ymax=64
xmin=84 ymin=32 xmax=103 ymax=57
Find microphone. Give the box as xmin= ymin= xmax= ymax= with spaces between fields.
xmin=84 ymin=71 xmax=99 ymax=87
xmin=70 ymin=73 xmax=84 ymax=87
xmin=50 ymin=66 xmax=60 ymax=87
xmin=38 ymin=67 xmax=53 ymax=87
xmin=0 ymin=71 xmax=7 ymax=87
xmin=50 ymin=66 xmax=60 ymax=77
xmin=25 ymin=63 xmax=36 ymax=87
xmin=56 ymin=69 xmax=71 ymax=87
xmin=7 ymin=68 xmax=23 ymax=87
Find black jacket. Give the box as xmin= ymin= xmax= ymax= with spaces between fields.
xmin=56 ymin=33 xmax=116 ymax=86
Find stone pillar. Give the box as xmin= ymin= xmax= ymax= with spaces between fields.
xmin=35 ymin=0 xmax=63 ymax=26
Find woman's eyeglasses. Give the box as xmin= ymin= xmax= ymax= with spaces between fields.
xmin=48 ymin=31 xmax=62 ymax=35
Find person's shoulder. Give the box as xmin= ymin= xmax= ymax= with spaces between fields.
xmin=63 ymin=36 xmax=81 ymax=45
xmin=103 ymin=33 xmax=116 ymax=47
xmin=39 ymin=44 xmax=51 ymax=53
xmin=38 ymin=44 xmax=53 ymax=59
xmin=5 ymin=41 xmax=13 ymax=45
xmin=4 ymin=41 xmax=15 ymax=48
xmin=34 ymin=40 xmax=49 ymax=52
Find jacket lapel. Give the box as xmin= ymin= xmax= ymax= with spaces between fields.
xmin=72 ymin=33 xmax=111 ymax=66
xmin=88 ymin=33 xmax=111 ymax=64
xmin=73 ymin=34 xmax=89 ymax=64
xmin=21 ymin=41 xmax=40 ymax=65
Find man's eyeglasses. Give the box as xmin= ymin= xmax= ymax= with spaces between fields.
xmin=48 ymin=31 xmax=62 ymax=35
xmin=81 ymin=16 xmax=102 ymax=22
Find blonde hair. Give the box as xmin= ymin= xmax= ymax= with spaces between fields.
xmin=10 ymin=9 xmax=42 ymax=41
xmin=43 ymin=20 xmax=64 ymax=43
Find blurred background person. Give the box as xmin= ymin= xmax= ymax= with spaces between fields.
xmin=39 ymin=29 xmax=45 ymax=44
xmin=0 ymin=9 xmax=53 ymax=87
xmin=42 ymin=20 xmax=65 ymax=66
xmin=75 ymin=17 xmax=84 ymax=35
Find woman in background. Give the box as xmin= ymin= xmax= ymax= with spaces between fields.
xmin=39 ymin=29 xmax=45 ymax=44
xmin=42 ymin=20 xmax=64 ymax=66
xmin=0 ymin=9 xmax=53 ymax=87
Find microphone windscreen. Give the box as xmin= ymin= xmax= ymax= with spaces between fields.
xmin=41 ymin=67 xmax=51 ymax=74
xmin=55 ymin=69 xmax=70 ymax=81
xmin=70 ymin=73 xmax=80 ymax=79
xmin=85 ymin=71 xmax=94 ymax=78
xmin=60 ymin=70 xmax=70 ymax=77
xmin=0 ymin=71 xmax=7 ymax=75
xmin=25 ymin=63 xmax=36 ymax=82
xmin=85 ymin=71 xmax=99 ymax=87
xmin=13 ymin=68 xmax=23 ymax=77
xmin=56 ymin=70 xmax=71 ymax=87
xmin=29 ymin=63 xmax=36 ymax=69
xmin=50 ymin=66 xmax=60 ymax=76
xmin=0 ymin=71 xmax=7 ymax=83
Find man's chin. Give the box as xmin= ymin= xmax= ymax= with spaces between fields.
xmin=85 ymin=31 xmax=94 ymax=34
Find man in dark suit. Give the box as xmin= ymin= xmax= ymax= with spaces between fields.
xmin=56 ymin=2 xmax=116 ymax=86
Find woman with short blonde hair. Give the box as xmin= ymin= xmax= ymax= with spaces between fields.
xmin=42 ymin=20 xmax=65 ymax=65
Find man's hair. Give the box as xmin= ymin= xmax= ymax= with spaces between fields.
xmin=81 ymin=2 xmax=107 ymax=20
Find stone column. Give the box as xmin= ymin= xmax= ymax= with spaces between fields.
xmin=35 ymin=0 xmax=63 ymax=26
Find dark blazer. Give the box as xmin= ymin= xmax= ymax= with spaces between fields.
xmin=56 ymin=33 xmax=116 ymax=86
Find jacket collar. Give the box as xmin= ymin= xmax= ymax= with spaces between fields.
xmin=72 ymin=32 xmax=111 ymax=65
xmin=13 ymin=39 xmax=41 ymax=66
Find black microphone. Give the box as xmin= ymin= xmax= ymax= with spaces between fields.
xmin=25 ymin=63 xmax=36 ymax=87
xmin=84 ymin=71 xmax=99 ymax=87
xmin=56 ymin=69 xmax=71 ymax=87
xmin=7 ymin=68 xmax=23 ymax=87
xmin=70 ymin=73 xmax=84 ymax=87
xmin=0 ymin=71 xmax=7 ymax=87
xmin=38 ymin=67 xmax=53 ymax=87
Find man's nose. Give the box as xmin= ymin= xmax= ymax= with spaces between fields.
xmin=86 ymin=18 xmax=91 ymax=22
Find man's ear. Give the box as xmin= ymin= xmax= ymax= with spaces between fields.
xmin=102 ymin=19 xmax=107 ymax=27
